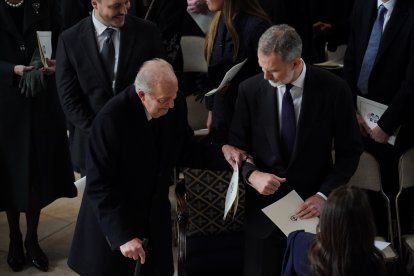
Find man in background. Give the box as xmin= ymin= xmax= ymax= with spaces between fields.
xmin=56 ymin=0 xmax=165 ymax=175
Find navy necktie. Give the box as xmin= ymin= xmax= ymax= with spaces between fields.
xmin=101 ymin=28 xmax=115 ymax=83
xmin=280 ymin=84 xmax=296 ymax=162
xmin=357 ymin=5 xmax=387 ymax=95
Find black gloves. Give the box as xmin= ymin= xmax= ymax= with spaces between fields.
xmin=18 ymin=48 xmax=47 ymax=98
xmin=19 ymin=70 xmax=46 ymax=98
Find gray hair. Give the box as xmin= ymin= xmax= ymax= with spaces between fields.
xmin=258 ymin=24 xmax=302 ymax=62
xmin=134 ymin=58 xmax=175 ymax=94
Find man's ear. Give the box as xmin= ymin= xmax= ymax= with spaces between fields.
xmin=91 ymin=0 xmax=98 ymax=10
xmin=137 ymin=91 xmax=146 ymax=102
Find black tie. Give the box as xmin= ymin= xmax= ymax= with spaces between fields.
xmin=101 ymin=28 xmax=115 ymax=83
xmin=280 ymin=84 xmax=296 ymax=162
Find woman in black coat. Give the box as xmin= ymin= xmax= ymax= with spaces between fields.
xmin=204 ymin=0 xmax=271 ymax=143
xmin=0 ymin=0 xmax=77 ymax=272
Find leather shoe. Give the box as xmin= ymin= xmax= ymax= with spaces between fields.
xmin=7 ymin=240 xmax=25 ymax=272
xmin=24 ymin=240 xmax=49 ymax=272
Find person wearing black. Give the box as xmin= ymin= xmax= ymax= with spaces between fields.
xmin=229 ymin=25 xmax=363 ymax=275
xmin=56 ymin=0 xmax=165 ymax=176
xmin=67 ymin=59 xmax=247 ymax=275
xmin=0 ymin=0 xmax=77 ymax=272
xmin=343 ymin=0 xmax=414 ymax=236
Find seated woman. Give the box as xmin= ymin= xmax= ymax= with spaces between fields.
xmin=282 ymin=186 xmax=386 ymax=276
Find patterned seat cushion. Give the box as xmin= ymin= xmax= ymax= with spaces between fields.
xmin=183 ymin=168 xmax=245 ymax=237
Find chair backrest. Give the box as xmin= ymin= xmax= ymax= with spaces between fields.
xmin=175 ymin=168 xmax=245 ymax=276
xmin=348 ymin=151 xmax=382 ymax=192
xmin=395 ymin=147 xmax=414 ymax=262
xmin=399 ymin=147 xmax=414 ymax=190
xmin=348 ymin=152 xmax=396 ymax=255
xmin=183 ymin=168 xmax=245 ymax=236
xmin=181 ymin=36 xmax=208 ymax=73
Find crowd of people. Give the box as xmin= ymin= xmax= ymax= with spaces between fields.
xmin=1 ymin=0 xmax=413 ymax=275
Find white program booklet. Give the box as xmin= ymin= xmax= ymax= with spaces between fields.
xmin=36 ymin=31 xmax=52 ymax=67
xmin=223 ymin=164 xmax=239 ymax=220
xmin=74 ymin=176 xmax=86 ymax=189
xmin=205 ymin=59 xmax=247 ymax=96
xmin=262 ymin=190 xmax=319 ymax=236
xmin=357 ymin=96 xmax=399 ymax=145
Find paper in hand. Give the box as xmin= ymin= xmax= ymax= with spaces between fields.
xmin=205 ymin=59 xmax=247 ymax=97
xmin=223 ymin=163 xmax=239 ymax=219
xmin=262 ymin=190 xmax=319 ymax=236
xmin=356 ymin=96 xmax=399 ymax=145
xmin=36 ymin=31 xmax=52 ymax=67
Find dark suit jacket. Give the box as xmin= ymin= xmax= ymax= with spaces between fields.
xmin=229 ymin=66 xmax=363 ymax=238
xmin=56 ymin=15 xmax=165 ymax=172
xmin=343 ymin=0 xmax=414 ymax=154
xmin=68 ymin=86 xmax=226 ymax=276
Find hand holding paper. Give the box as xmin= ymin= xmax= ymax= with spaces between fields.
xmin=262 ymin=190 xmax=319 ymax=236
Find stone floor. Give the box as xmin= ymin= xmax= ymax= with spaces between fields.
xmin=0 ymin=174 xmax=178 ymax=275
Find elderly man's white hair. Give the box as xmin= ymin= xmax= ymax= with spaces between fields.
xmin=134 ymin=58 xmax=176 ymax=94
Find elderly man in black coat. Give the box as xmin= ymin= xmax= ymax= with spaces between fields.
xmin=68 ymin=59 xmax=246 ymax=276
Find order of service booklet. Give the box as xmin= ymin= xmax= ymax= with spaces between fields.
xmin=205 ymin=59 xmax=247 ymax=97
xmin=36 ymin=31 xmax=52 ymax=67
xmin=262 ymin=190 xmax=319 ymax=236
xmin=223 ymin=164 xmax=239 ymax=220
xmin=356 ymin=96 xmax=399 ymax=145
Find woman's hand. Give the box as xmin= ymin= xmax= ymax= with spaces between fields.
xmin=14 ymin=65 xmax=34 ymax=76
xmin=41 ymin=59 xmax=56 ymax=76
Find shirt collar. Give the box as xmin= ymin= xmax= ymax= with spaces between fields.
xmin=276 ymin=59 xmax=306 ymax=90
xmin=378 ymin=0 xmax=395 ymax=15
xmin=92 ymin=10 xmax=119 ymax=36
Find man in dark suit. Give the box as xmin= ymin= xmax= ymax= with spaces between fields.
xmin=67 ymin=59 xmax=247 ymax=275
xmin=229 ymin=25 xmax=363 ymax=275
xmin=343 ymin=0 xmax=414 ymax=234
xmin=56 ymin=0 xmax=165 ymax=175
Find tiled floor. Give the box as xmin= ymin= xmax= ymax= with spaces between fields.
xmin=0 ymin=174 xmax=178 ymax=275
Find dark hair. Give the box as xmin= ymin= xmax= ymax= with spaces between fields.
xmin=205 ymin=0 xmax=270 ymax=64
xmin=309 ymin=186 xmax=385 ymax=276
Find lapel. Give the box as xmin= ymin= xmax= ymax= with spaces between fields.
xmin=291 ymin=67 xmax=320 ymax=163
xmin=80 ymin=17 xmax=113 ymax=96
xmin=376 ymin=0 xmax=410 ymax=63
xmin=258 ymin=80 xmax=282 ymax=160
xmin=115 ymin=16 xmax=138 ymax=93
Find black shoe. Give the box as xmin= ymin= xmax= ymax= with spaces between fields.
xmin=7 ymin=239 xmax=25 ymax=272
xmin=24 ymin=240 xmax=49 ymax=272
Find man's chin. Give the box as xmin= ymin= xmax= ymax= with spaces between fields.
xmin=111 ymin=17 xmax=125 ymax=27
